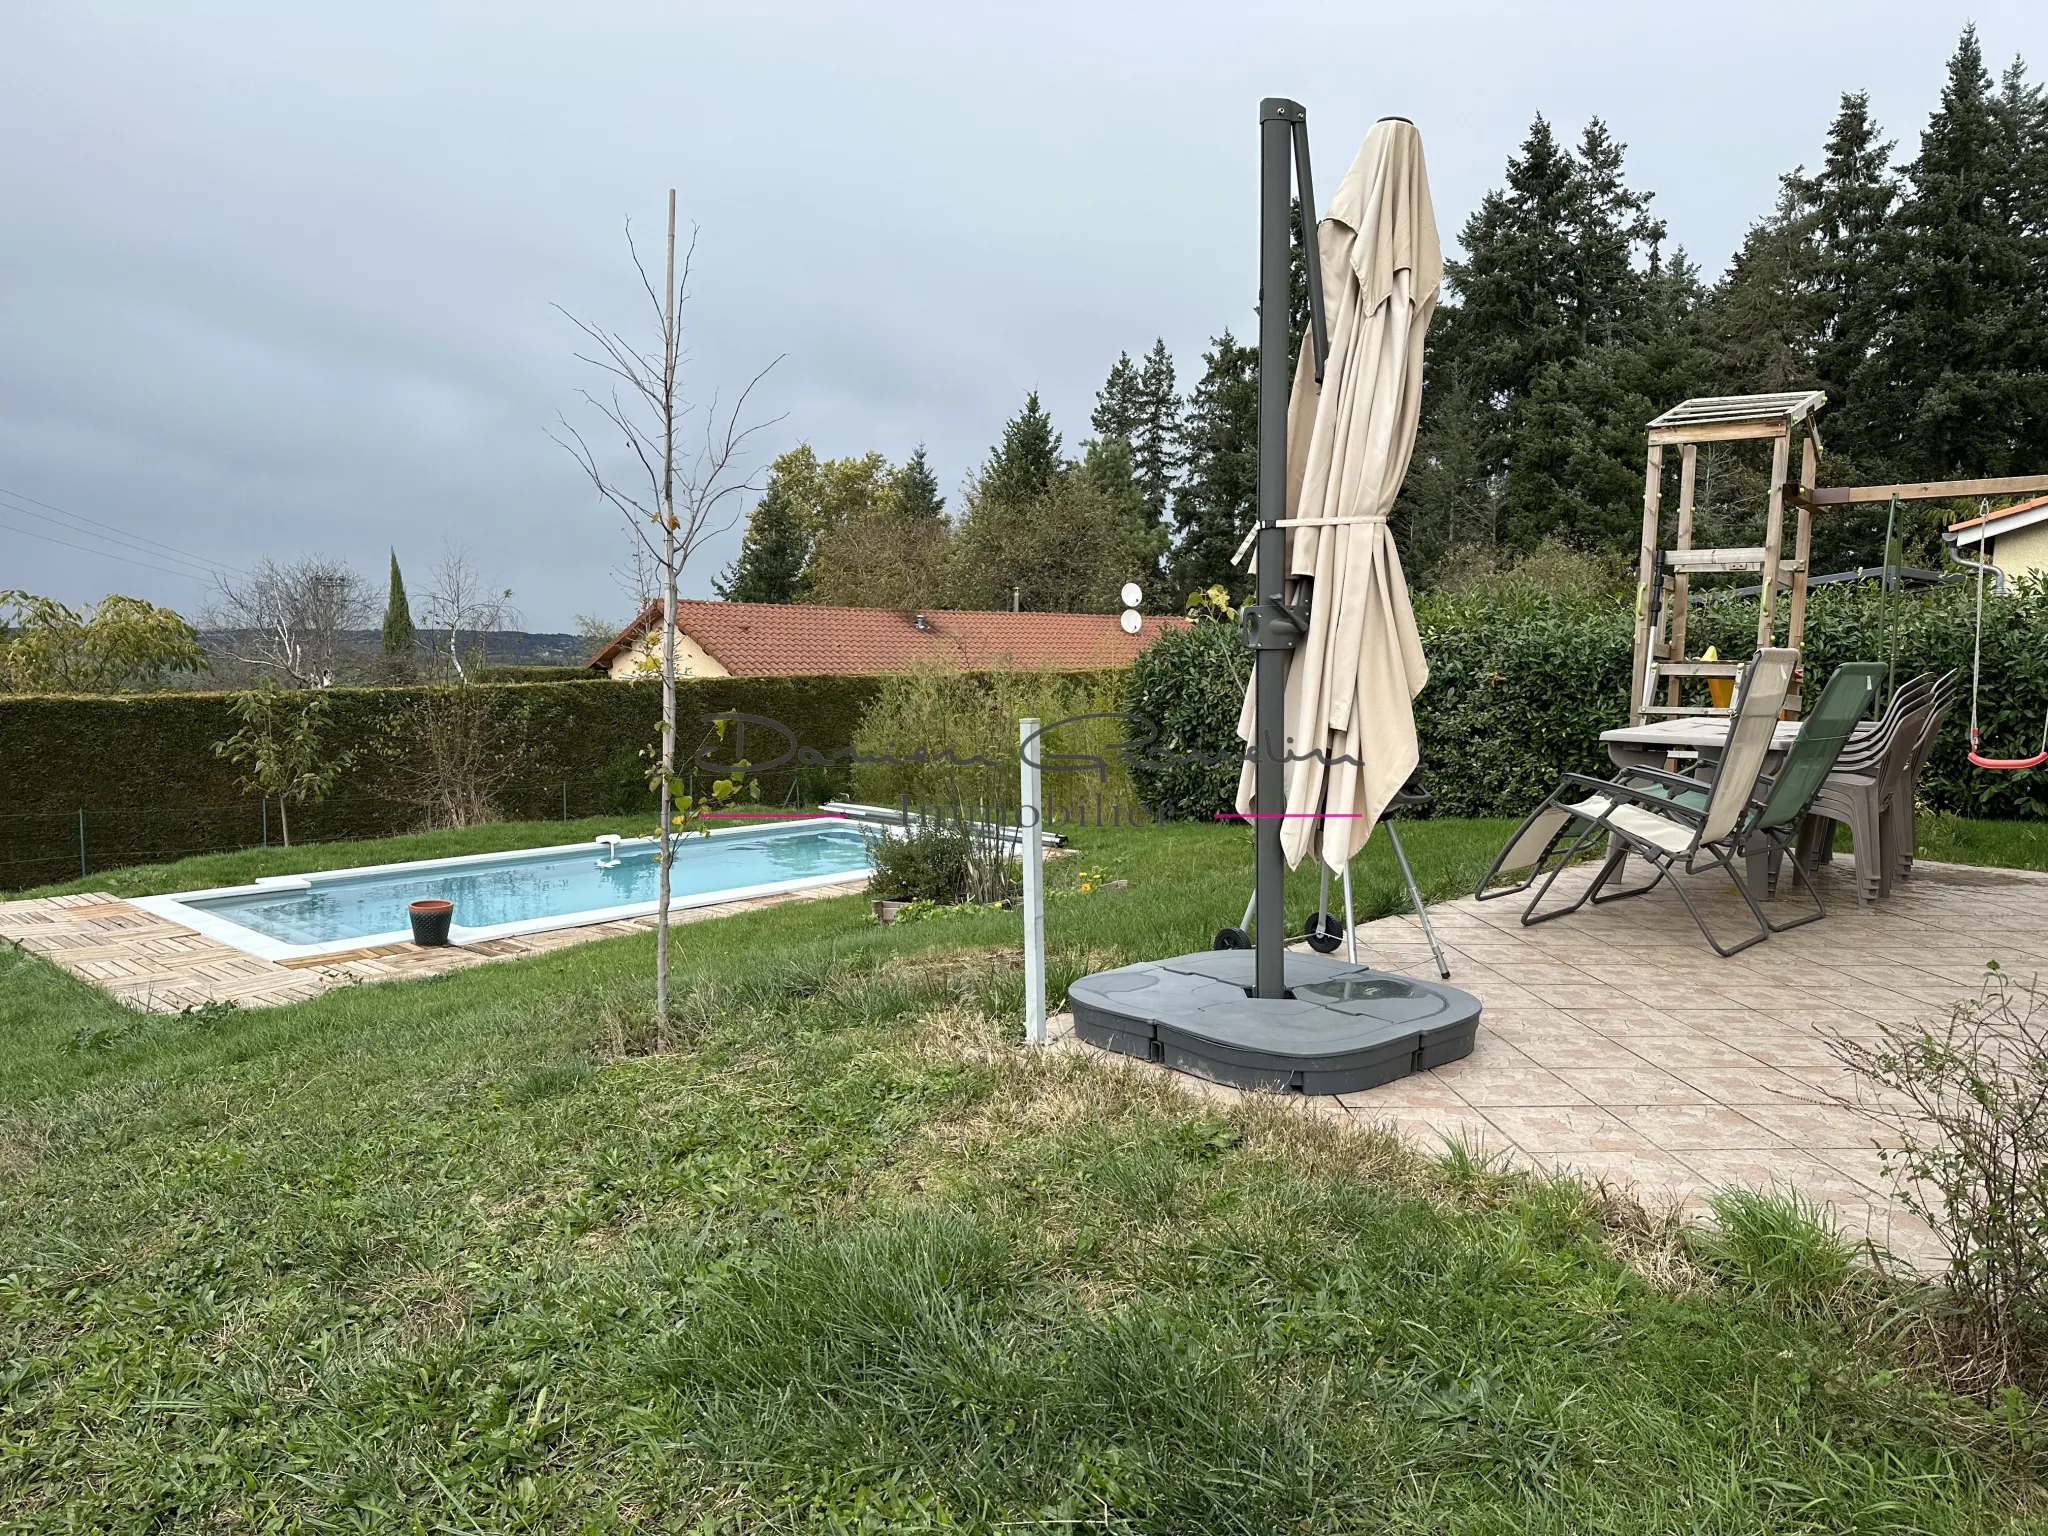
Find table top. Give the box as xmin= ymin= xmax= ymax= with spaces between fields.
xmin=1600 ymin=718 xmax=1877 ymax=749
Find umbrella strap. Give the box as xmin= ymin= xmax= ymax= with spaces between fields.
xmin=1230 ymin=515 xmax=1388 ymax=568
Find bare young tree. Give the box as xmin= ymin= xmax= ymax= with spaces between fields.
xmin=554 ymin=191 xmax=780 ymax=1039
xmin=207 ymin=556 xmax=372 ymax=687
xmin=419 ymin=544 xmax=518 ymax=682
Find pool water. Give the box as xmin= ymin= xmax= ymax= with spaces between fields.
xmin=187 ymin=825 xmax=872 ymax=947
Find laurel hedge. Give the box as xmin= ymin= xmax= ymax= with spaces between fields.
xmin=12 ymin=583 xmax=2046 ymax=890
xmin=1119 ymin=579 xmax=2048 ymax=825
xmin=0 ymin=675 xmax=884 ymax=891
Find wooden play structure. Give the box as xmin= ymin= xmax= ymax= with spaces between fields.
xmin=1631 ymin=392 xmax=2048 ymax=725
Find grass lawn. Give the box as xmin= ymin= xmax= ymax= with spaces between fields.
xmin=1912 ymin=812 xmax=2048 ymax=873
xmin=4 ymin=818 xmax=2045 ymax=1528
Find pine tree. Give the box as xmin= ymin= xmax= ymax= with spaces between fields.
xmin=380 ymin=551 xmax=415 ymax=662
xmin=1862 ymin=28 xmax=2048 ymax=478
xmin=1131 ymin=340 xmax=1181 ymax=528
xmin=893 ymin=445 xmax=946 ymax=523
xmin=716 ymin=475 xmax=811 ymax=603
xmin=1167 ymin=331 xmax=1259 ymax=600
xmin=1445 ymin=115 xmax=1585 ymax=416
xmin=1562 ymin=120 xmax=1665 ymax=350
xmin=1800 ymin=92 xmax=1898 ymax=424
xmin=1502 ymin=253 xmax=1713 ymax=552
xmin=978 ymin=392 xmax=1063 ymax=506
xmin=1428 ymin=115 xmax=1668 ymax=558
xmin=1091 ymin=353 xmax=1142 ymax=442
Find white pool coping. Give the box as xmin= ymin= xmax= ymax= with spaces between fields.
xmin=130 ymin=818 xmax=875 ymax=964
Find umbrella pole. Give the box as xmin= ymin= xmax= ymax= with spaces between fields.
xmin=1250 ymin=99 xmax=1306 ymax=1001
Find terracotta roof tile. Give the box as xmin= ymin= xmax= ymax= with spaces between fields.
xmin=590 ymin=600 xmax=1186 ymax=676
xmin=1947 ymin=493 xmax=2048 ymax=534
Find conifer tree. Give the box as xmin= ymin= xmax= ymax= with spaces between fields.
xmin=1091 ymin=353 xmax=1142 ymax=442
xmin=1799 ymin=92 xmax=1898 ymax=422
xmin=380 ymin=550 xmax=415 ymax=662
xmin=978 ymin=391 xmax=1063 ymax=506
xmin=716 ymin=475 xmax=811 ymax=603
xmin=892 ymin=444 xmax=946 ymax=523
xmin=1863 ymin=28 xmax=2048 ymax=478
xmin=1168 ymin=331 xmax=1258 ymax=599
xmin=1131 ymin=340 xmax=1181 ymax=528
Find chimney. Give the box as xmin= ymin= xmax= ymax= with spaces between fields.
xmin=911 ymin=611 xmax=929 ymax=630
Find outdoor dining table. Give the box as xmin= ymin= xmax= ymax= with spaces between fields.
xmin=1594 ymin=717 xmax=1880 ymax=900
xmin=1599 ymin=716 xmax=1878 ymax=773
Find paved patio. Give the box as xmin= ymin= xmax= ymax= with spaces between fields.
xmin=1057 ymin=856 xmax=2048 ymax=1268
xmin=0 ymin=880 xmax=870 ymax=1012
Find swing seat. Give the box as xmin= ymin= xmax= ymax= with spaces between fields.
xmin=1969 ymin=750 xmax=2048 ymax=771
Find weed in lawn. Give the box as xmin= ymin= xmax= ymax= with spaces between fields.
xmin=1693 ymin=1187 xmax=1858 ymax=1306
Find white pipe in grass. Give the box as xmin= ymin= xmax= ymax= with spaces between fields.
xmin=1020 ymin=716 xmax=1047 ymax=1045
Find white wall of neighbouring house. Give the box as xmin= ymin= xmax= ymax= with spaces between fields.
xmin=605 ymin=627 xmax=731 ymax=680
xmin=1991 ymin=521 xmax=2048 ymax=584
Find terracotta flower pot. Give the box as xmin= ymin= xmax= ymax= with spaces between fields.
xmin=408 ymin=898 xmax=454 ymax=946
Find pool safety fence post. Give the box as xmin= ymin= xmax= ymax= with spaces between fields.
xmin=562 ymin=782 xmax=569 ymax=821
xmin=1020 ymin=716 xmax=1047 ymax=1046
xmin=261 ymin=798 xmax=269 ymax=849
xmin=78 ymin=809 xmax=86 ymax=880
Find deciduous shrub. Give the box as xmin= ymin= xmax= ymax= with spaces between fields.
xmin=850 ymin=667 xmax=1131 ymax=820
xmin=865 ymin=819 xmax=1018 ymax=907
xmin=1830 ymin=970 xmax=2048 ymax=1391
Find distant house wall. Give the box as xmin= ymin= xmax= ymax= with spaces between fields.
xmin=1992 ymin=521 xmax=2048 ymax=583
xmin=604 ymin=626 xmax=730 ymax=680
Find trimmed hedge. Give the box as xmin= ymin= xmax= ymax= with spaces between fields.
xmin=0 ymin=675 xmax=882 ymax=891
xmin=474 ymin=664 xmax=596 ymax=683
xmin=1117 ymin=580 xmax=2048 ymax=825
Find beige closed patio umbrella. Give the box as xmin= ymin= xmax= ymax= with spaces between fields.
xmin=1234 ymin=116 xmax=1441 ymax=872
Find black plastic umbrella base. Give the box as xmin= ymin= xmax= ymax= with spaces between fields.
xmin=1068 ymin=950 xmax=1480 ymax=1096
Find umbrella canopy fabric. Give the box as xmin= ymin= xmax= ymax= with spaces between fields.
xmin=1234 ymin=117 xmax=1442 ymax=872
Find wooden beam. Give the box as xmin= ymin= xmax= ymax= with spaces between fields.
xmin=1665 ymin=443 xmax=1698 ymax=710
xmin=1756 ymin=434 xmax=1790 ymax=653
xmin=1632 ymin=443 xmax=1664 ymax=726
xmin=1647 ymin=420 xmax=1792 ymax=446
xmin=1798 ymin=473 xmax=2048 ymax=507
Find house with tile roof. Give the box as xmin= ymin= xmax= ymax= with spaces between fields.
xmin=586 ymin=599 xmax=1185 ymax=679
xmin=1947 ymin=494 xmax=2048 ymax=581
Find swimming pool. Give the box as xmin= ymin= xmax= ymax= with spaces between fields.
xmin=132 ymin=819 xmax=873 ymax=962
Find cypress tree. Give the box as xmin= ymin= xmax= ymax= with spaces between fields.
xmin=380 ymin=551 xmax=414 ymax=661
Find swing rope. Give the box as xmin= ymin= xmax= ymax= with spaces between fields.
xmin=1964 ymin=496 xmax=2048 ymax=770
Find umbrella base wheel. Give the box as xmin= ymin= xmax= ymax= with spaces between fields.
xmin=1068 ymin=950 xmax=1480 ymax=1097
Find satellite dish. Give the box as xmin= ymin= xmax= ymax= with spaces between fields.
xmin=1120 ymin=582 xmax=1143 ymax=608
xmin=1119 ymin=608 xmax=1142 ymax=635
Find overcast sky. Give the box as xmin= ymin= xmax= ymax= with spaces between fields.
xmin=4 ymin=2 xmax=2044 ymax=629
